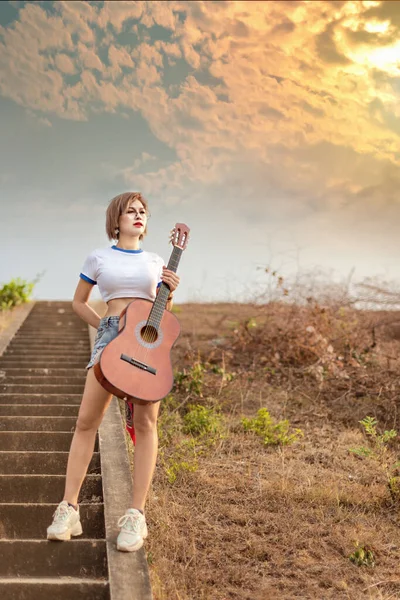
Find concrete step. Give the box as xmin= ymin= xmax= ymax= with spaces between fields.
xmin=0 ymin=432 xmax=98 ymax=452
xmin=3 ymin=348 xmax=90 ymax=366
xmin=9 ymin=345 xmax=89 ymax=352
xmin=0 ymin=404 xmax=79 ymax=416
xmin=0 ymin=369 xmax=85 ymax=377
xmin=9 ymin=331 xmax=87 ymax=337
xmin=0 ymin=540 xmax=107 ymax=577
xmin=12 ymin=335 xmax=89 ymax=342
xmin=17 ymin=326 xmax=87 ymax=332
xmin=0 ymin=474 xmax=103 ymax=503
xmin=0 ymin=394 xmax=82 ymax=404
xmin=0 ymin=451 xmax=99 ymax=474
xmin=0 ymin=356 xmax=88 ymax=364
xmin=6 ymin=345 xmax=90 ymax=354
xmin=3 ymin=357 xmax=89 ymax=366
xmin=0 ymin=384 xmax=84 ymax=394
xmin=1 ymin=376 xmax=85 ymax=386
xmin=0 ymin=502 xmax=105 ymax=538
xmin=14 ymin=332 xmax=89 ymax=339
xmin=4 ymin=348 xmax=89 ymax=355
xmin=0 ymin=416 xmax=77 ymax=431
xmin=0 ymin=360 xmax=87 ymax=368
xmin=0 ymin=377 xmax=85 ymax=385
xmin=0 ymin=578 xmax=110 ymax=600
xmin=7 ymin=340 xmax=90 ymax=348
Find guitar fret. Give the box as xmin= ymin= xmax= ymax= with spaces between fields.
xmin=147 ymin=237 xmax=185 ymax=329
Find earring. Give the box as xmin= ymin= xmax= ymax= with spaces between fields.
xmin=114 ymin=227 xmax=119 ymax=236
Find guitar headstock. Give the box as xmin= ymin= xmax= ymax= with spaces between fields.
xmin=170 ymin=223 xmax=190 ymax=250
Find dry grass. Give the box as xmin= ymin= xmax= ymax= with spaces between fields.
xmin=0 ymin=307 xmax=21 ymax=333
xmin=120 ymin=301 xmax=400 ymax=600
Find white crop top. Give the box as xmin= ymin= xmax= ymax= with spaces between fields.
xmin=79 ymin=245 xmax=165 ymax=303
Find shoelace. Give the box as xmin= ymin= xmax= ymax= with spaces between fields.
xmin=52 ymin=504 xmax=71 ymax=522
xmin=117 ymin=513 xmax=142 ymax=533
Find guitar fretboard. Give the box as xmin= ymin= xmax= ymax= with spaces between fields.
xmin=147 ymin=246 xmax=183 ymax=328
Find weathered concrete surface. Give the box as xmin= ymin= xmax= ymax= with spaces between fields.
xmin=0 ymin=383 xmax=85 ymax=394
xmin=0 ymin=539 xmax=108 ymax=577
xmin=0 ymin=431 xmax=99 ymax=451
xmin=0 ymin=416 xmax=79 ymax=430
xmin=1 ymin=503 xmax=105 ymax=538
xmin=0 ymin=393 xmax=82 ymax=404
xmin=0 ymin=302 xmax=35 ymax=357
xmin=0 ymin=301 xmax=109 ymax=599
xmin=0 ymin=360 xmax=86 ymax=367
xmin=0 ymin=473 xmax=103 ymax=502
xmin=0 ymin=450 xmax=100 ymax=474
xmin=0 ymin=404 xmax=80 ymax=416
xmin=92 ymin=323 xmax=154 ymax=600
xmin=0 ymin=579 xmax=110 ymax=600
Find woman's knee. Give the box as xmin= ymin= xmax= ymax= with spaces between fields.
xmin=133 ymin=415 xmax=158 ymax=434
xmin=75 ymin=415 xmax=100 ymax=433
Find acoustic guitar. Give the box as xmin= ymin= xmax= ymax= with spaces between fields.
xmin=93 ymin=223 xmax=190 ymax=403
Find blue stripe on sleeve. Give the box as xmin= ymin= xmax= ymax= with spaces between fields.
xmin=80 ymin=273 xmax=97 ymax=285
xmin=157 ymin=281 xmax=162 ymax=288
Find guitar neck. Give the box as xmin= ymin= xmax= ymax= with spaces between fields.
xmin=148 ymin=246 xmax=183 ymax=327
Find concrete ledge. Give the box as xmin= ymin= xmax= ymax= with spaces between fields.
xmin=0 ymin=579 xmax=109 ymax=600
xmin=90 ymin=324 xmax=153 ymax=600
xmin=0 ymin=302 xmax=36 ymax=357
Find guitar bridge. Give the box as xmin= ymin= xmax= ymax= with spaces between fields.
xmin=120 ymin=353 xmax=157 ymax=375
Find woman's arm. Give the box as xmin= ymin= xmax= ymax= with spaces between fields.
xmin=72 ymin=279 xmax=102 ymax=328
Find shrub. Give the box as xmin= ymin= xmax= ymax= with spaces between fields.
xmin=175 ymin=360 xmax=206 ymax=397
xmin=182 ymin=404 xmax=224 ymax=437
xmin=349 ymin=543 xmax=375 ymax=567
xmin=349 ymin=416 xmax=400 ymax=500
xmin=164 ymin=438 xmax=199 ymax=484
xmin=241 ymin=408 xmax=303 ymax=446
xmin=0 ymin=277 xmax=36 ymax=310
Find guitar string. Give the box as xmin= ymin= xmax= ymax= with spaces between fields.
xmin=140 ymin=241 xmax=183 ymax=364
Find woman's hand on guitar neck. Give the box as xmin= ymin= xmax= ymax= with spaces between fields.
xmin=161 ymin=266 xmax=180 ymax=295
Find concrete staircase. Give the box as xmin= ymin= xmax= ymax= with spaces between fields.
xmin=0 ymin=301 xmax=110 ymax=599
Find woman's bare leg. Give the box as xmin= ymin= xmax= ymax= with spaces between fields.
xmin=63 ymin=367 xmax=113 ymax=505
xmin=131 ymin=401 xmax=161 ymax=512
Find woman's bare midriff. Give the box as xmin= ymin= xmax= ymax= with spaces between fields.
xmin=103 ymin=297 xmax=143 ymax=318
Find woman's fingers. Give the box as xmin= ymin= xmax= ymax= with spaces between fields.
xmin=161 ymin=268 xmax=180 ymax=291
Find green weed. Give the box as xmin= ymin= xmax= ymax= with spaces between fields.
xmin=183 ymin=404 xmax=224 ymax=437
xmin=164 ymin=438 xmax=199 ymax=484
xmin=0 ymin=276 xmax=39 ymax=310
xmin=349 ymin=543 xmax=375 ymax=567
xmin=241 ymin=408 xmax=303 ymax=446
xmin=349 ymin=416 xmax=399 ymax=501
xmin=175 ymin=360 xmax=206 ymax=397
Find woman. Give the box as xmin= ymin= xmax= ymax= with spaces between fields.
xmin=46 ymin=191 xmax=180 ymax=552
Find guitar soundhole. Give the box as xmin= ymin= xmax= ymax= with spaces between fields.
xmin=140 ymin=325 xmax=159 ymax=343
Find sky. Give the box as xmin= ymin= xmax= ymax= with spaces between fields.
xmin=1 ymin=0 xmax=400 ymax=306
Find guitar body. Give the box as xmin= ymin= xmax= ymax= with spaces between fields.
xmin=93 ymin=298 xmax=181 ymax=403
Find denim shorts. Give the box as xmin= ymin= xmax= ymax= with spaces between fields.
xmin=86 ymin=316 xmax=120 ymax=370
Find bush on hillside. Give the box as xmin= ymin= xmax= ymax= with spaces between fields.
xmin=0 ymin=277 xmax=37 ymax=310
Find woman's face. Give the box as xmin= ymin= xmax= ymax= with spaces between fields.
xmin=119 ymin=199 xmax=147 ymax=236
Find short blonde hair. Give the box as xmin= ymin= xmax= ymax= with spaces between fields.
xmin=106 ymin=192 xmax=150 ymax=241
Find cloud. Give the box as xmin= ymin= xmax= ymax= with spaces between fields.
xmin=54 ymin=53 xmax=76 ymax=75
xmin=0 ymin=0 xmax=399 ymax=223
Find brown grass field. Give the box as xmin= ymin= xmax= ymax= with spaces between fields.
xmin=129 ymin=300 xmax=400 ymax=600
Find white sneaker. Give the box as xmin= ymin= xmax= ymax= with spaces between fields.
xmin=47 ymin=500 xmax=82 ymax=541
xmin=116 ymin=508 xmax=148 ymax=552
